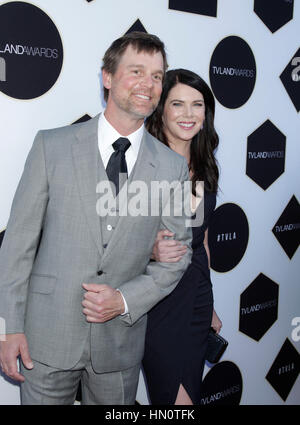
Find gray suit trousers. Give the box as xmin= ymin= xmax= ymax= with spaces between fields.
xmin=20 ymin=330 xmax=140 ymax=405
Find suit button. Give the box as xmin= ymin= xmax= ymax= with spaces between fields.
xmin=107 ymin=224 xmax=113 ymax=231
xmin=97 ymin=270 xmax=103 ymax=276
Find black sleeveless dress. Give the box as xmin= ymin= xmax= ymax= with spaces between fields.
xmin=142 ymin=190 xmax=216 ymax=405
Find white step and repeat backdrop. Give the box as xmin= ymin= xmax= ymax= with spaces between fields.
xmin=0 ymin=0 xmax=299 ymax=405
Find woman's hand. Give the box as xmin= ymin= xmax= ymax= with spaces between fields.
xmin=211 ymin=309 xmax=222 ymax=334
xmin=151 ymin=229 xmax=187 ymax=263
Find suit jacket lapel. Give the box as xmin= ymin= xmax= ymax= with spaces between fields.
xmin=128 ymin=129 xmax=159 ymax=185
xmin=71 ymin=114 xmax=104 ymax=257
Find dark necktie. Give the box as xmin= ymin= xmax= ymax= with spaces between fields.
xmin=106 ymin=137 xmax=131 ymax=195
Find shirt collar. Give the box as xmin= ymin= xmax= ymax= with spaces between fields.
xmin=98 ymin=112 xmax=144 ymax=156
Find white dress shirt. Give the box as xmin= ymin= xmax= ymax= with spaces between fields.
xmin=98 ymin=112 xmax=144 ymax=315
xmin=98 ymin=112 xmax=144 ymax=175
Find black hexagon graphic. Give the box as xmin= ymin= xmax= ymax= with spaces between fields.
xmin=280 ymin=47 xmax=300 ymax=112
xmin=272 ymin=195 xmax=300 ymax=259
xmin=169 ymin=0 xmax=217 ymax=17
xmin=72 ymin=114 xmax=92 ymax=125
xmin=126 ymin=19 xmax=147 ymax=34
xmin=0 ymin=230 xmax=5 ymax=248
xmin=266 ymin=338 xmax=300 ymax=401
xmin=239 ymin=273 xmax=279 ymax=341
xmin=254 ymin=0 xmax=294 ymax=33
xmin=246 ymin=120 xmax=286 ymax=190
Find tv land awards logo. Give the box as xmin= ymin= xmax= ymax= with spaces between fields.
xmin=200 ymin=361 xmax=243 ymax=405
xmin=209 ymin=36 xmax=256 ymax=109
xmin=254 ymin=0 xmax=294 ymax=33
xmin=272 ymin=195 xmax=300 ymax=259
xmin=169 ymin=0 xmax=217 ymax=17
xmin=208 ymin=203 xmax=249 ymax=272
xmin=266 ymin=338 xmax=300 ymax=401
xmin=246 ymin=120 xmax=286 ymax=190
xmin=239 ymin=273 xmax=279 ymax=341
xmin=280 ymin=48 xmax=300 ymax=112
xmin=0 ymin=1 xmax=63 ymax=99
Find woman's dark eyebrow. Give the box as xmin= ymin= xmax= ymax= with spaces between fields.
xmin=169 ymin=98 xmax=204 ymax=102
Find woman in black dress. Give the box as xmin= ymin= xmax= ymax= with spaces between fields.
xmin=143 ymin=69 xmax=222 ymax=405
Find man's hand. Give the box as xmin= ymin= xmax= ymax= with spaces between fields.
xmin=0 ymin=334 xmax=33 ymax=382
xmin=82 ymin=283 xmax=125 ymax=323
xmin=151 ymin=229 xmax=187 ymax=262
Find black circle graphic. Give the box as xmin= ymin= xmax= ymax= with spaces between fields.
xmin=0 ymin=2 xmax=63 ymax=99
xmin=209 ymin=36 xmax=256 ymax=108
xmin=208 ymin=203 xmax=249 ymax=272
xmin=200 ymin=361 xmax=243 ymax=405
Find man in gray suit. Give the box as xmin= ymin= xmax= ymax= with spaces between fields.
xmin=0 ymin=32 xmax=191 ymax=404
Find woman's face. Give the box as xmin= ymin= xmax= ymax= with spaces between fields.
xmin=162 ymin=83 xmax=205 ymax=146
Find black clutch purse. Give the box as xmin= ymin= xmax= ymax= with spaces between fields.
xmin=206 ymin=328 xmax=228 ymax=363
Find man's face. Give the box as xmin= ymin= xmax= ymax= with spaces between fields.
xmin=103 ymin=45 xmax=164 ymax=122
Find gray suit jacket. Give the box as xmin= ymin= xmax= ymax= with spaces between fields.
xmin=0 ymin=114 xmax=192 ymax=372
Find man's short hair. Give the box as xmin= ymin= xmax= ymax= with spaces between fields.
xmin=102 ymin=31 xmax=168 ymax=102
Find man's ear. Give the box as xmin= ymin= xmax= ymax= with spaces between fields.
xmin=102 ymin=69 xmax=112 ymax=90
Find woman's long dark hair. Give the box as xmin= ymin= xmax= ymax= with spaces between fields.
xmin=146 ymin=69 xmax=219 ymax=193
